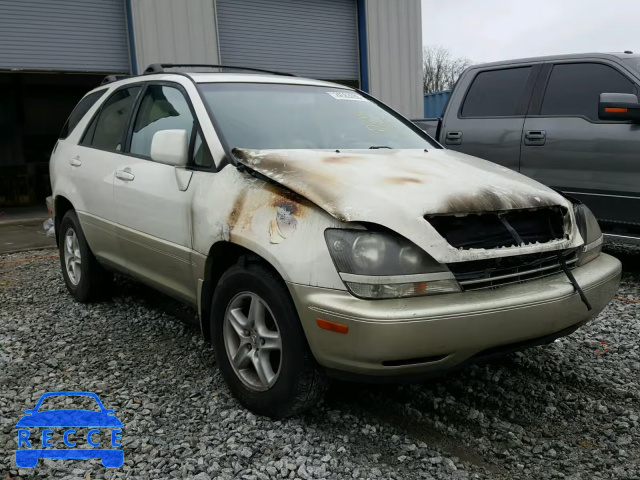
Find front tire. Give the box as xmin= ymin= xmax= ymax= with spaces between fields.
xmin=211 ymin=261 xmax=327 ymax=418
xmin=59 ymin=210 xmax=112 ymax=302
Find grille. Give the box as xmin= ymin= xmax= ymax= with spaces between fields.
xmin=449 ymin=250 xmax=578 ymax=291
xmin=427 ymin=207 xmax=567 ymax=250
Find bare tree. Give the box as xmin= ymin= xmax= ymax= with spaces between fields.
xmin=423 ymin=45 xmax=472 ymax=94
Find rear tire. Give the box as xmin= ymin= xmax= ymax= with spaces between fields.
xmin=211 ymin=261 xmax=327 ymax=418
xmin=58 ymin=210 xmax=112 ymax=303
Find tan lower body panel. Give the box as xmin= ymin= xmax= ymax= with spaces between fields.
xmin=288 ymin=253 xmax=621 ymax=376
xmin=76 ymin=211 xmax=127 ymax=273
xmin=78 ymin=211 xmax=198 ymax=304
xmin=117 ymin=223 xmax=197 ymax=304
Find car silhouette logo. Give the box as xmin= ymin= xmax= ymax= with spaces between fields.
xmin=15 ymin=391 xmax=124 ymax=468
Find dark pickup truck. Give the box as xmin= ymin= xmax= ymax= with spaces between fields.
xmin=414 ymin=52 xmax=640 ymax=244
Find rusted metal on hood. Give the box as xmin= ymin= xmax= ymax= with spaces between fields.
xmin=233 ymin=148 xmax=584 ymax=262
xmin=224 ymin=176 xmax=308 ymax=244
xmin=269 ymin=205 xmax=298 ymax=244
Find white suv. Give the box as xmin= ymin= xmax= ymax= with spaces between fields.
xmin=50 ymin=64 xmax=621 ymax=418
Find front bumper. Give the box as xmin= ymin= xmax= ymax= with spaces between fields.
xmin=287 ymin=253 xmax=621 ymax=378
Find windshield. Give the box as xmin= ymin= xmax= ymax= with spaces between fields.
xmin=199 ymin=83 xmax=436 ymax=150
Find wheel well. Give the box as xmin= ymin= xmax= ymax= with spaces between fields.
xmin=54 ymin=196 xmax=74 ymax=246
xmin=200 ymin=242 xmax=282 ymax=342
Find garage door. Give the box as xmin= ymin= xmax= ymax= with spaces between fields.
xmin=0 ymin=0 xmax=130 ymax=73
xmin=217 ymin=0 xmax=359 ymax=82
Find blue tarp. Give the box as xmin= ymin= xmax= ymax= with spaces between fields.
xmin=424 ymin=91 xmax=451 ymax=118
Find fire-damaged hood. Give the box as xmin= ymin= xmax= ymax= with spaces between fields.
xmin=233 ymin=148 xmax=584 ymax=262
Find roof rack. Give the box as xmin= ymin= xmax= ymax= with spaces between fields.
xmin=143 ymin=63 xmax=296 ymax=77
xmin=101 ymin=74 xmax=130 ymax=85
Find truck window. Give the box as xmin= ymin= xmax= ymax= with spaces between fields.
xmin=541 ymin=63 xmax=635 ymax=121
xmin=461 ymin=67 xmax=532 ymax=117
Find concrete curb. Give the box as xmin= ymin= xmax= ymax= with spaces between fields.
xmin=0 ymin=217 xmax=49 ymax=227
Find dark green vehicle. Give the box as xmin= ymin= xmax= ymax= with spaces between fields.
xmin=414 ymin=52 xmax=640 ymax=245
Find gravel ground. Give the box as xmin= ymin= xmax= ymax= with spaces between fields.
xmin=1 ymin=245 xmax=638 ymax=480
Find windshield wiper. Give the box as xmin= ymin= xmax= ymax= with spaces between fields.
xmin=368 ymin=145 xmax=392 ymax=149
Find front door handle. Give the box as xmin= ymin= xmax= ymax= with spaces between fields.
xmin=69 ymin=156 xmax=82 ymax=167
xmin=524 ymin=130 xmax=546 ymax=146
xmin=445 ymin=131 xmax=462 ymax=145
xmin=115 ymin=169 xmax=135 ymax=181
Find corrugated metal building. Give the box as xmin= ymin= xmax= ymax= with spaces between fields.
xmin=0 ymin=0 xmax=422 ymax=206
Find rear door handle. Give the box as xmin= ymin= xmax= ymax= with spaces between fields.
xmin=115 ymin=169 xmax=135 ymax=181
xmin=524 ymin=130 xmax=546 ymax=145
xmin=69 ymin=156 xmax=82 ymax=167
xmin=445 ymin=131 xmax=462 ymax=145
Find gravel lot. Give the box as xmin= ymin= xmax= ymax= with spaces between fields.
xmin=1 ymin=245 xmax=639 ymax=480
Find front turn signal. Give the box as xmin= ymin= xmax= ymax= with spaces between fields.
xmin=316 ymin=318 xmax=349 ymax=334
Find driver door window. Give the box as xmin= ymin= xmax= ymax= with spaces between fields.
xmin=130 ymin=85 xmax=194 ymax=158
xmin=540 ymin=63 xmax=635 ymax=120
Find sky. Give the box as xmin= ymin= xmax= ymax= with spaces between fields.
xmin=421 ymin=0 xmax=640 ymax=64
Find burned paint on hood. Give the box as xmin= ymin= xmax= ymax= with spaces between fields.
xmin=233 ymin=148 xmax=583 ymax=262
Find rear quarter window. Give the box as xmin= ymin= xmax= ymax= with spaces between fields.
xmin=59 ymin=89 xmax=107 ymax=139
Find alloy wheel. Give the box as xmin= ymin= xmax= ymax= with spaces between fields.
xmin=64 ymin=228 xmax=82 ymax=286
xmin=223 ymin=292 xmax=283 ymax=391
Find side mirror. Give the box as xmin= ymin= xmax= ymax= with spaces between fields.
xmin=598 ymin=93 xmax=640 ymax=122
xmin=150 ymin=129 xmax=189 ymax=166
xmin=24 ymin=409 xmax=35 ymax=414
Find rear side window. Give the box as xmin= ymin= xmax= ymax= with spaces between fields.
xmin=82 ymin=86 xmax=142 ymax=151
xmin=461 ymin=67 xmax=532 ymax=117
xmin=541 ymin=63 xmax=635 ymax=120
xmin=130 ymin=85 xmax=194 ymax=158
xmin=59 ymin=89 xmax=106 ymax=139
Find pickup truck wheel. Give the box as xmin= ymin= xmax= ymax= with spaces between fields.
xmin=58 ymin=210 xmax=112 ymax=302
xmin=211 ymin=262 xmax=327 ymax=418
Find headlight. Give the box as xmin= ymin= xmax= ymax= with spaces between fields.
xmin=325 ymin=229 xmax=460 ymax=299
xmin=574 ymin=203 xmax=603 ymax=266
xmin=352 ymin=234 xmax=386 ymax=269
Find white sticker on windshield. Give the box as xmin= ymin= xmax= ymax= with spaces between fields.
xmin=327 ymin=91 xmax=367 ymax=101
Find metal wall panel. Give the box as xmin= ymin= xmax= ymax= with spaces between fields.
xmin=365 ymin=0 xmax=423 ymax=117
xmin=130 ymin=0 xmax=219 ymax=74
xmin=0 ymin=0 xmax=130 ymax=72
xmin=217 ymin=0 xmax=359 ymax=80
